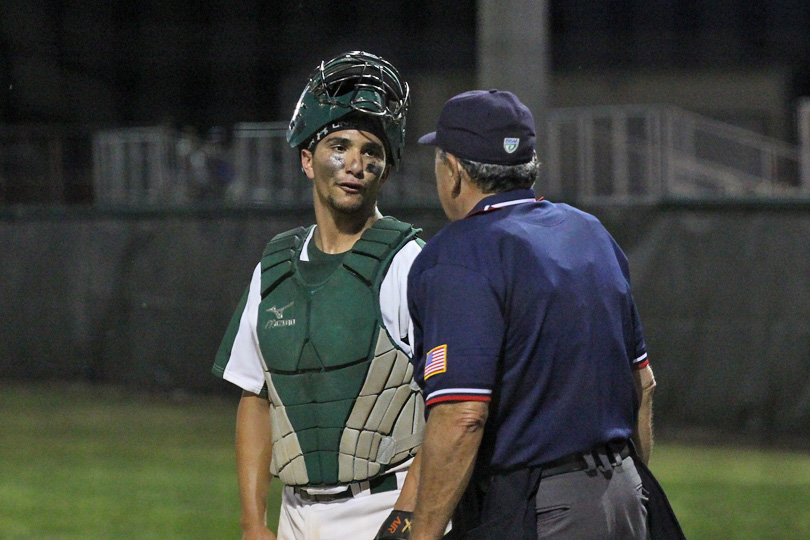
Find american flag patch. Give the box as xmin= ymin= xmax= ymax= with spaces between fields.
xmin=424 ymin=345 xmax=447 ymax=380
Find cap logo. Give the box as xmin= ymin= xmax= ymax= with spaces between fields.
xmin=503 ymin=137 xmax=519 ymax=154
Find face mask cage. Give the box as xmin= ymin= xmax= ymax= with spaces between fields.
xmin=287 ymin=51 xmax=410 ymax=167
xmin=308 ymin=51 xmax=409 ymax=123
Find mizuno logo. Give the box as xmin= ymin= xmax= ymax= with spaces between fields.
xmin=267 ymin=301 xmax=293 ymax=319
xmin=264 ymin=301 xmax=296 ymax=330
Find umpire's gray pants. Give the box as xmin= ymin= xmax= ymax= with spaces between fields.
xmin=535 ymin=455 xmax=650 ymax=540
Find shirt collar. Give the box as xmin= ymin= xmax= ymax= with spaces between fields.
xmin=465 ymin=189 xmax=538 ymax=218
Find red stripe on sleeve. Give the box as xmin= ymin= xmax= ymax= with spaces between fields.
xmin=633 ymin=358 xmax=649 ymax=370
xmin=425 ymin=394 xmax=492 ymax=407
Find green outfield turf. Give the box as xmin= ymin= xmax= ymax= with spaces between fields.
xmin=1 ymin=381 xmax=808 ymax=539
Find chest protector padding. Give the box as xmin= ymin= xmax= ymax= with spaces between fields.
xmin=257 ymin=218 xmax=424 ymax=486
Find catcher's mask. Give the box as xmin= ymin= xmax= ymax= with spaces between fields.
xmin=287 ymin=51 xmax=410 ymax=168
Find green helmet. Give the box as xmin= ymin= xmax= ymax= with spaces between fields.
xmin=287 ymin=51 xmax=410 ymax=167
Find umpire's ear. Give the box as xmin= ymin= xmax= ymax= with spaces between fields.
xmin=444 ymin=152 xmax=464 ymax=198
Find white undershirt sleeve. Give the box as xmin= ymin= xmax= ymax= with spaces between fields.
xmin=379 ymin=239 xmax=422 ymax=357
xmin=220 ymin=262 xmax=267 ymax=394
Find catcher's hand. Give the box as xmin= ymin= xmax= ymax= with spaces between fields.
xmin=374 ymin=509 xmax=413 ymax=539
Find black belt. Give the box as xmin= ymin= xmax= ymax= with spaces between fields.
xmin=540 ymin=441 xmax=632 ymax=479
xmin=293 ymin=473 xmax=398 ymax=503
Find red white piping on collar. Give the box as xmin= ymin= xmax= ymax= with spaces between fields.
xmin=481 ymin=198 xmax=538 ymax=211
xmin=466 ymin=197 xmax=543 ymax=218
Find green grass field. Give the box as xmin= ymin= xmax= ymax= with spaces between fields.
xmin=1 ymin=381 xmax=808 ymax=539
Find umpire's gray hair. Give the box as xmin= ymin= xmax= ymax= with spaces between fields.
xmin=438 ymin=149 xmax=540 ymax=193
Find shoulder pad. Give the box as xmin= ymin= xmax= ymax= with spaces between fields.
xmin=343 ymin=219 xmax=420 ymax=286
xmin=260 ymin=226 xmax=310 ymax=297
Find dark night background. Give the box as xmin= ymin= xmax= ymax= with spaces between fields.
xmin=0 ymin=1 xmax=477 ymax=129
xmin=2 ymin=0 xmax=810 ymax=133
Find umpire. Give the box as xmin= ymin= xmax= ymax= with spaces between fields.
xmin=406 ymin=90 xmax=659 ymax=540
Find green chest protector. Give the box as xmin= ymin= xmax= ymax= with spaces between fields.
xmin=257 ymin=218 xmax=424 ymax=486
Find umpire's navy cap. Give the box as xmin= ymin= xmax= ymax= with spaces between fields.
xmin=418 ymin=89 xmax=536 ymax=165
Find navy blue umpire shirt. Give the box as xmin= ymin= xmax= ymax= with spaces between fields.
xmin=407 ymin=188 xmax=649 ymax=472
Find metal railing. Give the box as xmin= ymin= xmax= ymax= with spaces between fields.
xmin=89 ymin=122 xmax=435 ymax=207
xmin=221 ymin=107 xmax=806 ymax=205
xmin=226 ymin=122 xmax=437 ymax=207
xmin=93 ymin=126 xmax=178 ymax=205
xmin=5 ymin=104 xmax=806 ymax=207
xmin=227 ymin=122 xmax=304 ymax=204
xmin=92 ymin=125 xmax=240 ymax=206
xmin=545 ymin=105 xmax=805 ymax=202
